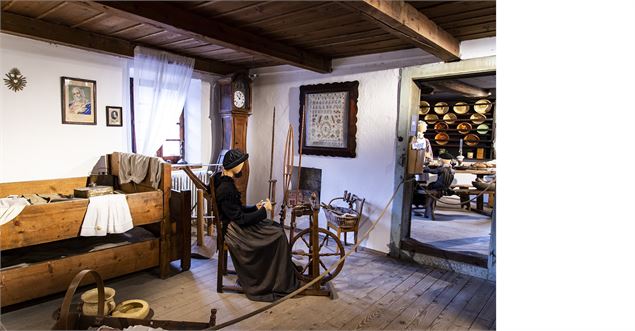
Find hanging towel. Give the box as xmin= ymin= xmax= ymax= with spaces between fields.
xmin=118 ymin=152 xmax=163 ymax=189
xmin=0 ymin=197 xmax=30 ymax=226
xmin=80 ymin=194 xmax=133 ymax=236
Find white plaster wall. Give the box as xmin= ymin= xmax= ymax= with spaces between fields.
xmin=0 ymin=34 xmax=128 ymax=181
xmin=247 ymin=69 xmax=400 ymax=253
xmin=1 ymin=34 xmax=215 ymax=182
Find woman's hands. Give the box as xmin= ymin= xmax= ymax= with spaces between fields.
xmin=257 ymin=199 xmax=273 ymax=211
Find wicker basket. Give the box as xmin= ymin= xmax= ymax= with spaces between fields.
xmin=323 ymin=205 xmax=359 ymax=228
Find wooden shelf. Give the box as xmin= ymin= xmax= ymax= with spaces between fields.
xmin=419 ymin=96 xmax=496 ymax=160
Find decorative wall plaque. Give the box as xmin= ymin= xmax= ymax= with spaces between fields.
xmin=3 ymin=68 xmax=27 ymax=92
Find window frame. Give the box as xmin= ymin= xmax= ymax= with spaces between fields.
xmin=129 ymin=78 xmax=186 ymax=163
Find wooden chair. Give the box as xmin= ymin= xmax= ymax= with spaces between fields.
xmin=324 ymin=191 xmax=365 ymax=252
xmin=208 ymin=176 xmax=242 ymax=294
xmin=182 ymin=167 xmax=242 ymax=294
xmin=423 ymin=168 xmax=455 ymax=220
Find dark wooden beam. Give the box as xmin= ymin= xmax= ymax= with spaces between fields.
xmin=0 ymin=11 xmax=240 ymax=75
xmin=88 ymin=1 xmax=332 ymax=73
xmin=339 ymin=0 xmax=460 ymax=62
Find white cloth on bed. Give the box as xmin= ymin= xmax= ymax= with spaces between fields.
xmin=0 ymin=197 xmax=29 ymax=226
xmin=80 ymin=194 xmax=133 ymax=236
xmin=118 ymin=152 xmax=163 ymax=189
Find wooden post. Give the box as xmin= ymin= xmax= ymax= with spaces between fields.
xmin=159 ymin=163 xmax=172 ymax=279
xmin=197 ymin=189 xmax=204 ymax=246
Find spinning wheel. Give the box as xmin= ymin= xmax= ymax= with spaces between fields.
xmin=290 ymin=228 xmax=345 ymax=284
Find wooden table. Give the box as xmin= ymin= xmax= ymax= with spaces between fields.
xmin=454 ymin=168 xmax=495 ymax=214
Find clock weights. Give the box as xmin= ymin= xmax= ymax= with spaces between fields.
xmin=218 ymin=73 xmax=252 ymax=204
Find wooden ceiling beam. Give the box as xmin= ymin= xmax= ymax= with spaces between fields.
xmin=89 ymin=1 xmax=332 ymax=73
xmin=339 ymin=0 xmax=460 ymax=62
xmin=0 ymin=11 xmax=241 ymax=75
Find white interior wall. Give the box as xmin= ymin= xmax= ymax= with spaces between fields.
xmin=0 ymin=33 xmax=212 ymax=182
xmin=247 ymin=69 xmax=401 ymax=253
xmin=0 ymin=34 xmax=128 ymax=181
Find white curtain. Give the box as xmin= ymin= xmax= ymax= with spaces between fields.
xmin=133 ymin=46 xmax=194 ymax=156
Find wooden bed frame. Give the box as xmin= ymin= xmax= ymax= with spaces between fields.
xmin=0 ymin=152 xmax=191 ymax=307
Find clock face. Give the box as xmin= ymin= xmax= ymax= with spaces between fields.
xmin=233 ymin=90 xmax=245 ymax=108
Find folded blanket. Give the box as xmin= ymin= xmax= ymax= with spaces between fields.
xmin=0 ymin=197 xmax=29 ymax=226
xmin=80 ymin=194 xmax=133 ymax=236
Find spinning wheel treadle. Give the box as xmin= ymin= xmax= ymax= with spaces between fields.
xmin=290 ymin=228 xmax=345 ymax=285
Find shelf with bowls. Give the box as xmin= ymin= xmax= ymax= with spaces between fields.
xmin=419 ymin=97 xmax=496 ymax=160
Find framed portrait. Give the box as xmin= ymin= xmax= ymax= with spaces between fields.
xmin=106 ymin=106 xmax=123 ymax=127
xmin=60 ymin=76 xmax=96 ymax=125
xmin=299 ymin=81 xmax=358 ymax=158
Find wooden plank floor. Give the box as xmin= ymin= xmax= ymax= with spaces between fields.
xmin=0 ymin=250 xmax=495 ymax=330
xmin=410 ymin=196 xmax=492 ymax=258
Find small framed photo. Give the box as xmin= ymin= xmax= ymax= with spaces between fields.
xmin=106 ymin=106 xmax=123 ymax=127
xmin=60 ymin=76 xmax=96 ymax=125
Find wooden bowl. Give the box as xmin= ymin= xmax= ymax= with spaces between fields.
xmin=424 ymin=114 xmax=439 ymax=124
xmin=435 ymin=132 xmax=449 ymax=145
xmin=434 ymin=102 xmax=449 ymax=115
xmin=474 ymin=99 xmax=492 ymax=114
xmin=457 ymin=122 xmax=472 ymax=134
xmin=443 ymin=113 xmax=457 ymax=124
xmin=434 ymin=122 xmax=448 ymax=131
xmin=470 ymin=113 xmax=486 ymax=124
xmin=453 ymin=102 xmax=469 ymax=114
xmin=464 ymin=134 xmax=480 ymax=146
xmin=419 ymin=101 xmax=431 ymax=115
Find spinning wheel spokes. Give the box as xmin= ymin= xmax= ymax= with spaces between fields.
xmin=290 ymin=228 xmax=345 ymax=284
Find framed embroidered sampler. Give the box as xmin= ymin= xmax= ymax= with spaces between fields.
xmin=299 ymin=81 xmax=358 ymax=158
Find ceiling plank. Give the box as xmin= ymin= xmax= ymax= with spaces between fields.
xmin=339 ymin=0 xmax=460 ymax=62
xmin=0 ymin=11 xmax=241 ymax=75
xmin=88 ymin=1 xmax=332 ymax=73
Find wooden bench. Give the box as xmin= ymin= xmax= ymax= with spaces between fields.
xmin=452 ymin=186 xmax=495 ymax=216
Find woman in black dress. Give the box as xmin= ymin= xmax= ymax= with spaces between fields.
xmin=213 ymin=149 xmax=299 ymax=302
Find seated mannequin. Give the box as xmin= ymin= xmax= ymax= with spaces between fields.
xmin=421 ymin=152 xmax=455 ymax=219
xmin=424 ymin=152 xmax=455 ymax=193
xmin=213 ymin=149 xmax=299 ymax=302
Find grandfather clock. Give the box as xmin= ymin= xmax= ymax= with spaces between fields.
xmin=218 ymin=73 xmax=252 ymax=204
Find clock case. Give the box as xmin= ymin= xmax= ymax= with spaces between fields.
xmin=217 ymin=72 xmax=252 ymax=204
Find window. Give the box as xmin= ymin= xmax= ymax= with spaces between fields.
xmin=130 ymin=78 xmax=186 ymax=163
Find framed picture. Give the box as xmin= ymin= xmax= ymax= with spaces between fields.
xmin=60 ymin=76 xmax=96 ymax=125
xmin=106 ymin=106 xmax=123 ymax=127
xmin=299 ymin=81 xmax=359 ymax=158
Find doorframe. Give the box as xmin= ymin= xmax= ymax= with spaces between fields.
xmin=389 ymin=56 xmax=496 ymax=278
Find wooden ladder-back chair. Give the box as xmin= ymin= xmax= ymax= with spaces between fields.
xmin=324 ymin=191 xmax=365 ymax=252
xmin=182 ymin=167 xmax=242 ymax=293
xmin=208 ymin=175 xmax=242 ymax=294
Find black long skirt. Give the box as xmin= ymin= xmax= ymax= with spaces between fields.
xmin=225 ymin=219 xmax=300 ymax=302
